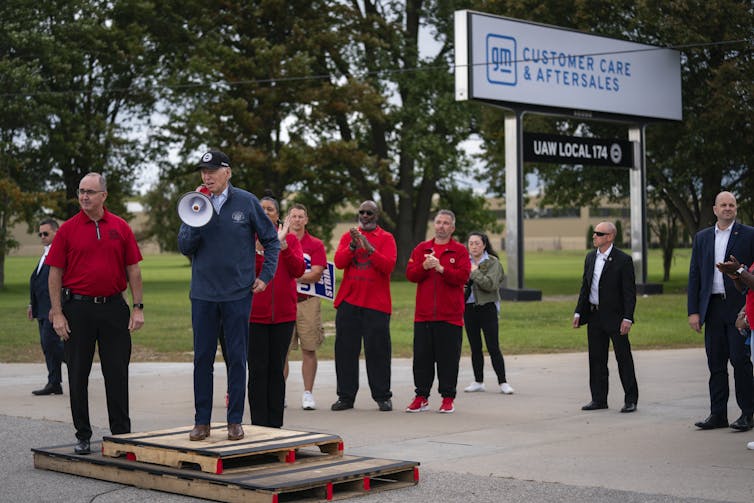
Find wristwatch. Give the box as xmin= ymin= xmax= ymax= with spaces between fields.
xmin=735 ymin=265 xmax=746 ymax=277
xmin=133 ymin=303 xmax=144 ymax=310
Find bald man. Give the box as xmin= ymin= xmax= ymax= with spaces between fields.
xmin=573 ymin=221 xmax=638 ymax=413
xmin=688 ymin=191 xmax=754 ymax=431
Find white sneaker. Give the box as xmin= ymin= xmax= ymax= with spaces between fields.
xmin=302 ymin=391 xmax=316 ymax=410
xmin=500 ymin=382 xmax=515 ymax=394
xmin=747 ymin=441 xmax=754 ymax=450
xmin=464 ymin=381 xmax=485 ymax=392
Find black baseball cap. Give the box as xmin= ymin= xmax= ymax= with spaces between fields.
xmin=196 ymin=150 xmax=231 ymax=170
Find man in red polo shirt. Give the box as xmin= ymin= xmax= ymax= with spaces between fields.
xmin=47 ymin=172 xmax=144 ymax=455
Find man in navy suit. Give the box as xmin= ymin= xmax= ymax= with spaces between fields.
xmin=688 ymin=191 xmax=754 ymax=431
xmin=28 ymin=218 xmax=64 ymax=395
xmin=573 ymin=221 xmax=638 ymax=413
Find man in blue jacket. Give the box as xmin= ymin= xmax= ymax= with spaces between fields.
xmin=688 ymin=191 xmax=754 ymax=431
xmin=178 ymin=150 xmax=280 ymax=441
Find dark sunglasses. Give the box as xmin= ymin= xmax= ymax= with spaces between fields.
xmin=593 ymin=231 xmax=609 ymax=237
xmin=38 ymin=231 xmax=49 ymax=237
xmin=358 ymin=210 xmax=374 ymax=216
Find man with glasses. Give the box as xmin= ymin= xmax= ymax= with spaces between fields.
xmin=573 ymin=221 xmax=638 ymax=413
xmin=331 ymin=201 xmax=397 ymax=411
xmin=47 ymin=173 xmax=144 ymax=455
xmin=28 ymin=218 xmax=64 ymax=396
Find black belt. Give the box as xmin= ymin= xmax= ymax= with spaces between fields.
xmin=71 ymin=292 xmax=122 ymax=304
xmin=590 ymin=304 xmax=599 ymax=312
xmin=710 ymin=293 xmax=726 ymax=300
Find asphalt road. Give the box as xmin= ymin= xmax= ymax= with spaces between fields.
xmin=1 ymin=349 xmax=752 ymax=502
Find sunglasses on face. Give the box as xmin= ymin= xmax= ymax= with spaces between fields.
xmin=593 ymin=231 xmax=609 ymax=237
xmin=38 ymin=231 xmax=49 ymax=237
xmin=358 ymin=210 xmax=374 ymax=216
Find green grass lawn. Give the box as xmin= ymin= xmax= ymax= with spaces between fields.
xmin=0 ymin=249 xmax=698 ymax=362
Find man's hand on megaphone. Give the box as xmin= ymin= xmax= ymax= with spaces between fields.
xmin=252 ymin=278 xmax=267 ymax=294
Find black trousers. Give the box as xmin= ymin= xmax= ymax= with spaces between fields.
xmin=63 ymin=298 xmax=131 ymax=441
xmin=334 ymin=301 xmax=392 ymax=403
xmin=38 ymin=318 xmax=65 ymax=386
xmin=587 ymin=314 xmax=638 ymax=405
xmin=413 ymin=321 xmax=462 ymax=399
xmin=704 ymin=296 xmax=754 ymax=416
xmin=464 ymin=302 xmax=507 ymax=384
xmin=248 ymin=321 xmax=294 ymax=428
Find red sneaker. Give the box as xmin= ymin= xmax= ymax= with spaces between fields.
xmin=405 ymin=396 xmax=429 ymax=413
xmin=439 ymin=397 xmax=455 ymax=413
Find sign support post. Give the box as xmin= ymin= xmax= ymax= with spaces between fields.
xmin=629 ymin=125 xmax=662 ymax=294
xmin=502 ymin=110 xmax=542 ymax=300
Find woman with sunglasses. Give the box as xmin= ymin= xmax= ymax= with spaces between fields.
xmin=247 ymin=194 xmax=305 ymax=428
xmin=463 ymin=232 xmax=514 ymax=395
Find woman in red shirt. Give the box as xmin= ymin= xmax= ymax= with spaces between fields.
xmin=248 ymin=196 xmax=305 ymax=428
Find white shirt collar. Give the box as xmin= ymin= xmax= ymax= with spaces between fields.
xmin=597 ymin=244 xmax=613 ymax=259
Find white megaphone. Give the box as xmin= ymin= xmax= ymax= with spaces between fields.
xmin=177 ymin=188 xmax=213 ymax=227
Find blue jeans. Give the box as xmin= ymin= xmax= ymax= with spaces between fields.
xmin=192 ymin=294 xmax=252 ymax=425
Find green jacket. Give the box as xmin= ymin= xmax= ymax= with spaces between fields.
xmin=468 ymin=256 xmax=505 ymax=306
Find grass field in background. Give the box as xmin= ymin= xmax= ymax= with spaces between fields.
xmin=0 ymin=249 xmax=699 ymax=362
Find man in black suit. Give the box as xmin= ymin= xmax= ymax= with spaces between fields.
xmin=28 ymin=218 xmax=64 ymax=395
xmin=573 ymin=221 xmax=638 ymax=413
xmin=688 ymin=191 xmax=754 ymax=431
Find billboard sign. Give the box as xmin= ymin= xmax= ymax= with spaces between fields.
xmin=455 ymin=11 xmax=682 ymax=121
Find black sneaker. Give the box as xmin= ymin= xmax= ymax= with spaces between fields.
xmin=377 ymin=399 xmax=393 ymax=412
xmin=330 ymin=399 xmax=354 ymax=411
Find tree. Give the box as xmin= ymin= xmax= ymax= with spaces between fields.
xmin=146 ymin=0 xmax=485 ymax=273
xmin=0 ymin=1 xmax=62 ymax=288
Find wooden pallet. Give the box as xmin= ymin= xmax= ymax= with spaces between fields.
xmin=33 ymin=442 xmax=420 ymax=502
xmin=101 ymin=424 xmax=344 ymax=474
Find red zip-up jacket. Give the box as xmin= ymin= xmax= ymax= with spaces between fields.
xmin=250 ymin=233 xmax=305 ymax=324
xmin=406 ymin=238 xmax=470 ymax=325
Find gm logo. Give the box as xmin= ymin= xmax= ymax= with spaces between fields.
xmin=486 ymin=34 xmax=516 ymax=86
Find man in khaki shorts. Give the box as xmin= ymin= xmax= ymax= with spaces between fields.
xmin=285 ymin=203 xmax=327 ymax=410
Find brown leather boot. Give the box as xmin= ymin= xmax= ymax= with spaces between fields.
xmin=189 ymin=424 xmax=210 ymax=441
xmin=227 ymin=423 xmax=244 ymax=440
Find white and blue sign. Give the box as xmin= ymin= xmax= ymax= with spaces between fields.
xmin=296 ymin=255 xmax=336 ymax=301
xmin=455 ymin=11 xmax=682 ymax=121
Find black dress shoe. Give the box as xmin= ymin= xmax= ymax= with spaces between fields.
xmin=620 ymin=403 xmax=637 ymax=413
xmin=694 ymin=414 xmax=729 ymax=430
xmin=330 ymin=399 xmax=354 ymax=411
xmin=377 ymin=399 xmax=393 ymax=412
xmin=729 ymin=414 xmax=754 ymax=431
xmin=74 ymin=439 xmax=91 ymax=455
xmin=32 ymin=384 xmax=63 ymax=396
xmin=581 ymin=401 xmax=608 ymax=411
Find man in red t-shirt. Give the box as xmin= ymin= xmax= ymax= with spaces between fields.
xmin=47 ymin=172 xmax=144 ymax=455
xmin=331 ymin=201 xmax=397 ymax=411
xmin=285 ymin=203 xmax=327 ymax=410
